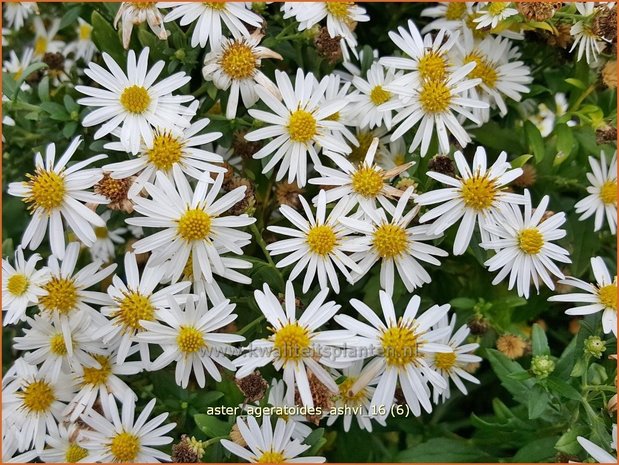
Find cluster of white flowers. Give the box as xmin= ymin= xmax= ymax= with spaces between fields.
xmin=2 ymin=1 xmax=617 ymax=463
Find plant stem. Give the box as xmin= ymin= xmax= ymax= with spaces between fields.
xmin=250 ymin=223 xmax=275 ymax=267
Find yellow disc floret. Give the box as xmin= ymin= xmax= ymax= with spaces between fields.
xmin=370 ymin=85 xmax=392 ymax=106
xmin=464 ymin=52 xmax=498 ymax=88
xmin=434 ymin=350 xmax=457 ymax=371
xmin=273 ymin=323 xmax=311 ymax=362
xmin=598 ymin=283 xmax=617 ymax=310
xmin=459 ymin=175 xmax=497 ymax=211
xmin=81 ymin=355 xmax=112 ymax=386
xmin=177 ymin=209 xmax=212 ymax=242
xmin=40 ymin=277 xmax=78 ymax=315
xmin=147 ymin=132 xmax=184 ymax=171
xmin=287 ymin=109 xmax=317 ymax=143
xmin=418 ymin=51 xmax=448 ymax=82
xmin=599 ymin=180 xmax=617 ymax=205
xmin=351 ymin=166 xmax=384 ymax=198
xmin=220 ymin=42 xmax=257 ymax=80
xmin=109 ymin=431 xmax=140 ymax=462
xmin=306 ymin=225 xmax=337 ymax=256
xmin=177 ymin=326 xmax=205 ymax=354
xmin=517 ymin=228 xmax=544 ymax=255
xmin=373 ymin=224 xmax=408 ymax=259
xmin=114 ymin=291 xmax=155 ymax=331
xmin=120 ymin=85 xmax=151 ymax=114
xmin=381 ymin=322 xmax=419 ymax=367
xmin=257 ymin=451 xmax=286 ymax=463
xmin=65 ymin=444 xmax=89 ymax=463
xmin=419 ymin=79 xmax=452 ymax=113
xmin=7 ymin=273 xmax=29 ymax=296
xmin=20 ymin=380 xmax=55 ymax=413
xmin=25 ymin=169 xmax=66 ymax=213
xmin=49 ymin=333 xmax=68 ymax=356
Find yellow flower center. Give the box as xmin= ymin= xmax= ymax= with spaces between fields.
xmin=147 ymin=132 xmax=184 ymax=171
xmin=517 ymin=228 xmax=544 ymax=255
xmin=7 ymin=273 xmax=29 ymax=296
xmin=434 ymin=350 xmax=457 ymax=371
xmin=132 ymin=2 xmax=155 ymax=9
xmin=419 ymin=79 xmax=452 ymax=114
xmin=349 ymin=131 xmax=374 ymax=163
xmin=20 ymin=380 xmax=55 ymax=413
xmin=120 ymin=85 xmax=151 ymax=114
xmin=79 ymin=23 xmax=92 ymax=40
xmin=115 ymin=291 xmax=156 ymax=331
xmin=459 ymin=175 xmax=497 ymax=211
xmin=95 ymin=226 xmax=109 ymax=239
xmin=418 ymin=51 xmax=448 ymax=82
xmin=182 ymin=254 xmax=194 ymax=280
xmin=220 ymin=42 xmax=257 ymax=80
xmin=351 ymin=166 xmax=384 ymax=198
xmin=338 ymin=377 xmax=366 ymax=404
xmin=177 ymin=326 xmax=205 ymax=354
xmin=287 ymin=109 xmax=317 ymax=143
xmin=381 ymin=323 xmax=419 ymax=368
xmin=49 ymin=333 xmax=68 ymax=356
xmin=204 ymin=2 xmax=227 ymax=11
xmin=599 ymin=180 xmax=617 ymax=205
xmin=598 ymin=283 xmax=617 ymax=310
xmin=445 ymin=2 xmax=467 ymax=20
xmin=373 ymin=223 xmax=408 ymax=259
xmin=466 ymin=13 xmax=488 ymax=38
xmin=306 ymin=225 xmax=337 ymax=256
xmin=273 ymin=323 xmax=311 ymax=363
xmin=325 ymin=2 xmax=352 ymax=20
xmin=40 ymin=277 xmax=78 ymax=315
xmin=82 ymin=355 xmax=112 ymax=387
xmin=325 ymin=111 xmax=340 ymax=121
xmin=34 ymin=36 xmax=48 ymax=56
xmin=65 ymin=444 xmax=89 ymax=463
xmin=370 ymin=85 xmax=391 ymax=106
xmin=177 ymin=208 xmax=212 ymax=242
xmin=257 ymin=451 xmax=286 ymax=463
xmin=487 ymin=2 xmax=508 ymax=15
xmin=464 ymin=52 xmax=498 ymax=88
xmin=110 ymin=432 xmax=140 ymax=462
xmin=25 ymin=169 xmax=66 ymax=213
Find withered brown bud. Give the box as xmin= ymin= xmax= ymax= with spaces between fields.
xmin=224 ymin=176 xmax=255 ymax=215
xmin=428 ymin=155 xmax=456 ymax=177
xmin=25 ymin=69 xmax=44 ymax=85
xmin=234 ymin=130 xmax=263 ymax=160
xmin=294 ymin=371 xmax=333 ymax=425
xmin=95 ymin=173 xmax=135 ymax=213
xmin=42 ymin=52 xmax=65 ymax=71
xmin=496 ymin=334 xmax=527 ymax=360
xmin=593 ymin=7 xmax=617 ymax=43
xmin=547 ymin=23 xmax=573 ymax=49
xmin=171 ymin=435 xmax=199 ymax=463
xmin=229 ymin=424 xmax=247 ymax=447
xmin=596 ymin=125 xmax=617 ymax=143
xmin=235 ymin=371 xmax=268 ymax=403
xmin=517 ymin=2 xmax=562 ymax=22
xmin=601 ymin=61 xmax=617 ymax=89
xmin=468 ymin=315 xmax=489 ymax=335
xmin=314 ymin=26 xmax=343 ymax=64
xmin=275 ymin=182 xmax=304 ymax=209
xmin=513 ymin=164 xmax=538 ymax=188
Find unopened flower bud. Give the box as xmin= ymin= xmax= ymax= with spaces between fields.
xmin=531 ymin=354 xmax=555 ymax=379
xmin=584 ymin=336 xmax=607 ymax=359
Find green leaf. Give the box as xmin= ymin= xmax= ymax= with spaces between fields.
xmin=63 ymin=95 xmax=79 ymax=113
xmin=38 ymin=76 xmax=50 ymax=102
xmin=137 ymin=28 xmax=167 ymax=62
xmin=250 ymin=263 xmax=284 ymax=293
xmin=555 ymin=123 xmax=575 ymax=158
xmin=546 ymin=377 xmax=581 ymax=401
xmin=524 ymin=120 xmax=545 ymax=162
xmin=193 ymin=414 xmax=232 ymax=438
xmin=513 ymin=436 xmax=559 ymax=462
xmin=556 ymin=427 xmax=589 ymax=455
xmin=565 ymin=78 xmax=586 ymax=90
xmin=531 ymin=324 xmax=550 ymax=356
xmin=510 ymin=154 xmax=533 ymax=168
xmin=12 ymin=62 xmax=48 ymax=98
xmin=528 ymin=384 xmax=550 ymax=419
xmin=397 ymin=438 xmax=492 ymax=463
xmin=40 ymin=102 xmax=70 ymax=121
xmin=485 ymin=349 xmax=533 ymax=403
xmin=449 ymin=297 xmax=476 ymax=310
xmin=62 ymin=122 xmax=78 ymax=138
xmin=91 ymin=11 xmax=124 ymax=65
xmin=2 ymin=238 xmax=15 ymax=258
xmin=303 ymin=428 xmax=326 ymax=456
xmin=59 ymin=6 xmax=82 ymax=30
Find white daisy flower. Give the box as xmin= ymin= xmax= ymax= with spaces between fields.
xmin=90 ymin=211 xmax=127 ymax=263
xmin=2 ymin=247 xmax=49 ymax=325
xmin=2 ymin=359 xmax=76 ymax=452
xmin=267 ymin=190 xmax=361 ymax=294
xmin=480 ymin=190 xmax=571 ymax=298
xmin=40 ymin=423 xmax=90 ymax=463
xmin=80 ymin=393 xmax=176 ymax=463
xmin=316 ymin=73 xmax=358 ymax=146
xmin=341 ymin=187 xmax=449 ymax=295
xmin=104 ymin=107 xmax=226 ymax=198
xmin=203 ymin=31 xmax=282 ymax=119
xmin=326 ymin=360 xmax=385 ymax=432
xmin=234 ymin=282 xmax=357 ymax=408
xmin=161 ymin=1 xmax=262 ymax=48
xmin=97 ymin=252 xmax=190 ymax=364
xmin=428 ymin=314 xmax=481 ymax=404
xmin=137 ymin=294 xmax=244 ymax=388
xmin=350 ymin=62 xmax=403 ymax=130
xmin=577 ymin=424 xmax=617 ymax=463
xmin=14 ymin=311 xmax=105 ymax=382
xmin=2 ymin=425 xmax=40 ymax=462
xmin=3 ymin=2 xmax=38 ymax=30
xmin=574 ymin=151 xmax=617 ymax=234
xmin=549 ymin=256 xmax=617 ymax=337
xmin=415 ymin=146 xmax=525 ymax=255
xmin=37 ymin=242 xmax=116 ymax=342
xmin=309 ymin=137 xmax=412 ymax=214
xmin=76 ymin=47 xmax=195 ymax=154
xmin=376 ymin=137 xmax=409 ymax=175
xmin=221 ymin=415 xmax=326 ymax=463
xmin=334 ymin=291 xmax=451 ymax=416
xmin=64 ymin=18 xmax=97 ymax=62
xmin=32 ymin=17 xmax=65 ymax=57
xmin=473 ymin=2 xmax=519 ymax=30
xmin=245 ymin=69 xmax=352 ymax=187
xmin=3 ymin=48 xmax=34 ymax=89
xmin=570 ymin=2 xmax=607 ymax=64
xmin=7 ymin=137 xmax=109 ymax=259
xmin=282 ymin=2 xmax=369 ymax=60
xmin=127 ymin=168 xmax=255 ymax=285
xmin=114 ymin=2 xmax=169 ymax=49
xmin=420 ymin=2 xmax=474 ymax=33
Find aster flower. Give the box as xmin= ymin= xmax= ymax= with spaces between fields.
xmin=90 ymin=211 xmax=127 ymax=263
xmin=420 ymin=2 xmax=473 ymax=33
xmin=570 ymin=2 xmax=607 ymax=64
xmin=7 ymin=137 xmax=108 ymax=259
xmin=114 ymin=2 xmax=169 ymax=49
xmin=126 ymin=167 xmax=255 ymax=285
xmin=80 ymin=393 xmax=176 ymax=463
xmin=266 ymin=190 xmax=361 ymax=294
xmin=40 ymin=423 xmax=90 ymax=463
xmin=2 ymin=248 xmax=49 ymax=325
xmin=97 ymin=252 xmax=190 ymax=364
xmin=3 ymin=2 xmax=38 ymax=30
xmin=64 ymin=18 xmax=97 ymax=62
xmin=76 ymin=47 xmax=195 ymax=154
xmin=549 ymin=256 xmax=617 ymax=337
xmin=341 ymin=187 xmax=448 ymax=295
xmin=317 ymin=73 xmax=358 ymax=145
xmin=2 ymin=359 xmax=76 ymax=452
xmin=415 ymin=146 xmax=525 ymax=255
xmin=221 ymin=415 xmax=326 ymax=463
xmin=137 ymin=294 xmax=244 ymax=388
xmin=577 ymin=424 xmax=617 ymax=463
xmin=245 ymin=69 xmax=352 ymax=187
xmin=3 ymin=48 xmax=34 ymax=88
xmin=32 ymin=17 xmax=65 ymax=57
xmin=334 ymin=291 xmax=451 ymax=416
xmin=161 ymin=1 xmax=262 ymax=48
xmin=574 ymin=150 xmax=617 ymax=234
xmin=473 ymin=2 xmax=519 ymax=29
xmin=480 ymin=190 xmax=571 ymax=298
xmin=234 ymin=282 xmax=356 ymax=408
xmin=2 ymin=426 xmax=40 ymax=463
xmin=202 ymin=31 xmax=282 ymax=119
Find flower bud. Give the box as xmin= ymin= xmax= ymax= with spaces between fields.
xmin=531 ymin=354 xmax=555 ymax=379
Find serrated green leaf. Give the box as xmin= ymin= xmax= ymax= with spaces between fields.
xmin=485 ymin=349 xmax=534 ymax=404
xmin=546 ymin=377 xmax=581 ymax=400
xmin=397 ymin=438 xmax=492 ymax=463
xmin=528 ymin=384 xmax=550 ymax=419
